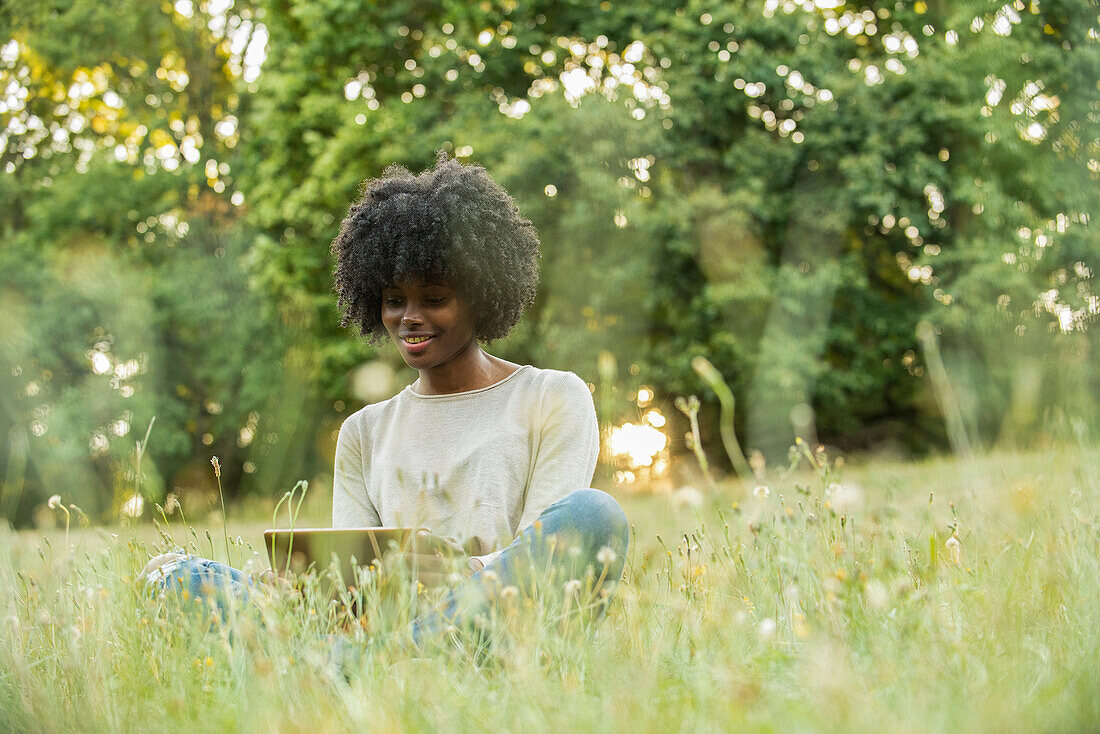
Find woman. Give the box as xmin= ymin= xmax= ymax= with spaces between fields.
xmin=148 ymin=152 xmax=630 ymax=647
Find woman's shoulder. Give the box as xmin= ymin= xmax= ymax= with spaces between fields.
xmin=512 ymin=365 xmax=593 ymax=405
xmin=337 ymin=392 xmax=404 ymax=438
xmin=339 ymin=365 xmax=589 ymax=428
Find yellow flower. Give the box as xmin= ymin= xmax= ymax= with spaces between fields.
xmin=792 ymin=613 xmax=809 ymax=639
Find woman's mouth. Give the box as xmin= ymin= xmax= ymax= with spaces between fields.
xmin=401 ymin=335 xmax=435 ymax=354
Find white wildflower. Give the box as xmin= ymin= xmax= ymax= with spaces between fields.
xmin=825 ymin=482 xmax=863 ymax=512
xmin=945 ymin=534 xmax=961 ymax=565
xmin=596 ymin=546 xmax=618 ymax=565
xmin=672 ymin=486 xmax=704 ymax=509
xmin=864 ymin=580 xmax=889 ymax=611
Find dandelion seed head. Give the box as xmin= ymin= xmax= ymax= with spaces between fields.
xmin=864 ymin=579 xmax=889 ymax=610
xmin=945 ymin=534 xmax=961 ymax=565
xmin=825 ymin=482 xmax=863 ymax=512
xmin=597 ymin=546 xmax=618 ymax=565
xmin=672 ymin=486 xmax=704 ymax=509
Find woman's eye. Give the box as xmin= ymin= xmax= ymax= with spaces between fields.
xmin=383 ymin=294 xmax=446 ymax=307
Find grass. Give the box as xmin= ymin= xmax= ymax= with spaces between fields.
xmin=2 ymin=444 xmax=1098 ymax=733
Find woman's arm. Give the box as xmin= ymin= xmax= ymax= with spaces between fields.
xmin=518 ymin=372 xmax=601 ymax=528
xmin=469 ymin=371 xmax=599 ymax=570
xmin=332 ymin=414 xmax=383 ymax=528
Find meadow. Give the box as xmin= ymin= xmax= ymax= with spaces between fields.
xmin=2 ymin=443 xmax=1098 ymax=733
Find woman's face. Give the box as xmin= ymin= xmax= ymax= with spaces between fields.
xmin=380 ymin=277 xmax=478 ymax=370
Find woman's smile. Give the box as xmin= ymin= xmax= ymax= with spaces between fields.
xmin=400 ymin=334 xmax=436 ymax=353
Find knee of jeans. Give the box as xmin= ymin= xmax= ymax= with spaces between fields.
xmin=559 ymin=488 xmax=630 ymax=552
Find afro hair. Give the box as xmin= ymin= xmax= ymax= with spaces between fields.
xmin=331 ymin=150 xmax=541 ymax=344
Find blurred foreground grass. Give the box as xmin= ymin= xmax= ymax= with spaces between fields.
xmin=3 ymin=445 xmax=1098 ymax=733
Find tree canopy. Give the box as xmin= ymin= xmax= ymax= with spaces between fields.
xmin=1 ymin=0 xmax=1097 ymax=524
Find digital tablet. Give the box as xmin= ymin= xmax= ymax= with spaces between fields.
xmin=264 ymin=527 xmax=453 ymax=586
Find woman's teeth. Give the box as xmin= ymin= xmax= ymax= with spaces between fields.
xmin=404 ymin=336 xmax=431 ymax=344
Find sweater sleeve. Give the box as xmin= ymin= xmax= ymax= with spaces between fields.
xmin=515 ymin=371 xmax=600 ymax=532
xmin=332 ymin=413 xmax=382 ymax=528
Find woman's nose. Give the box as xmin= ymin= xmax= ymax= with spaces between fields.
xmin=401 ymin=303 xmax=423 ymax=325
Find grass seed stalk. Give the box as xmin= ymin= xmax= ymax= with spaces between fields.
xmin=691 ymin=355 xmax=752 ymax=479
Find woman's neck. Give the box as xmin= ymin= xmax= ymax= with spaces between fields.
xmin=414 ymin=341 xmax=517 ymax=395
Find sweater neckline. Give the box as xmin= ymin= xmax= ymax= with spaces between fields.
xmin=405 ymin=364 xmax=531 ymax=399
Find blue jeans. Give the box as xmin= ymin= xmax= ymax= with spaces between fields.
xmin=150 ymin=489 xmax=630 ymax=646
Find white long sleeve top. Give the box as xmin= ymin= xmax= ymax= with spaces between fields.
xmin=331 ymin=365 xmax=600 ymax=568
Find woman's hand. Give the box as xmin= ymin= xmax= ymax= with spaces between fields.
xmin=398 ymin=530 xmax=471 ymax=587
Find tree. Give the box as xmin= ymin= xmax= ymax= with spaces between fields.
xmin=0 ymin=0 xmax=298 ymax=523
xmin=241 ymin=0 xmax=1098 ymax=462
